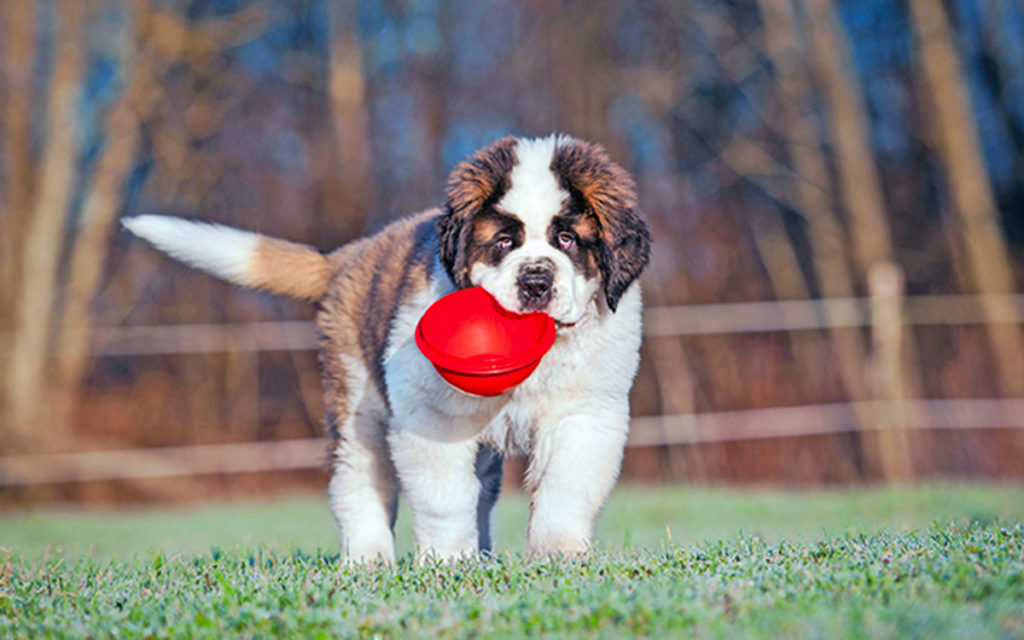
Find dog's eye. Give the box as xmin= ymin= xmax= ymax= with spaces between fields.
xmin=557 ymin=232 xmax=576 ymax=250
xmin=495 ymin=236 xmax=513 ymax=250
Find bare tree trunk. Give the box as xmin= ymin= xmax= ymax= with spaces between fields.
xmin=908 ymin=0 xmax=1024 ymax=398
xmin=803 ymin=0 xmax=894 ymax=280
xmin=55 ymin=4 xmax=151 ymax=418
xmin=758 ymin=0 xmax=873 ymax=443
xmin=804 ymin=0 xmax=926 ymax=429
xmin=325 ymin=2 xmax=376 ymax=228
xmin=0 ymin=0 xmax=37 ymax=342
xmin=4 ymin=0 xmax=87 ymax=448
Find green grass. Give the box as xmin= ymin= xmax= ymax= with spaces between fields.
xmin=4 ymin=483 xmax=1024 ymax=559
xmin=2 ymin=484 xmax=1024 ymax=638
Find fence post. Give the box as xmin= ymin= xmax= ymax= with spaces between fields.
xmin=869 ymin=261 xmax=914 ymax=481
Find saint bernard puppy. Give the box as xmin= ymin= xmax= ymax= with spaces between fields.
xmin=124 ymin=134 xmax=651 ymax=563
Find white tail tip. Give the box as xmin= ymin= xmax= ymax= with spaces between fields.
xmin=122 ymin=215 xmax=260 ymax=287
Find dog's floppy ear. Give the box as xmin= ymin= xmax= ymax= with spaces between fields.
xmin=552 ymin=139 xmax=651 ymax=311
xmin=439 ymin=136 xmax=518 ymax=287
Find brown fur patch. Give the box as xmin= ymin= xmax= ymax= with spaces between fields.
xmin=249 ymin=237 xmax=334 ymax=301
xmin=551 ymin=140 xmax=651 ymax=311
xmin=465 ymin=208 xmax=524 ymax=269
xmin=549 ymin=211 xmax=603 ymax=281
xmin=317 ymin=210 xmax=439 ymax=429
xmin=439 ymin=137 xmax=519 ymax=287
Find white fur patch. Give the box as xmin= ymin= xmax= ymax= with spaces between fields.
xmin=122 ymin=215 xmax=259 ymax=287
xmin=473 ymin=135 xmax=598 ymax=325
xmin=497 ymin=135 xmax=569 ymax=240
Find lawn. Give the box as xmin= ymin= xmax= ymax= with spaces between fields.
xmin=2 ymin=483 xmax=1023 ymax=638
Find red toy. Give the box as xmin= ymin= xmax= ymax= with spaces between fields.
xmin=415 ymin=287 xmax=556 ymax=396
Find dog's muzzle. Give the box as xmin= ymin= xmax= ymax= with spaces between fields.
xmin=517 ymin=261 xmax=555 ymax=311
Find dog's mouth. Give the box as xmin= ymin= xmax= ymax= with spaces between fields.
xmin=477 ymin=280 xmax=583 ymax=329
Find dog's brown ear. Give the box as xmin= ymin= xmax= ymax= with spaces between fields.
xmin=552 ymin=139 xmax=651 ymax=311
xmin=439 ymin=136 xmax=518 ymax=287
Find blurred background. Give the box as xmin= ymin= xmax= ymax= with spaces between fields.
xmin=2 ymin=0 xmax=1024 ymax=509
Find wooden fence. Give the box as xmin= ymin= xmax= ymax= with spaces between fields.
xmin=2 ymin=398 xmax=1023 ymax=486
xmin=2 ymin=289 xmax=1024 ymax=487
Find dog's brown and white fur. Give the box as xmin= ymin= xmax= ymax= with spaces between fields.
xmin=124 ymin=134 xmax=651 ymax=563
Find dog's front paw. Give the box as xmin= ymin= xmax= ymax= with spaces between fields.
xmin=415 ymin=541 xmax=480 ymax=565
xmin=342 ymin=545 xmax=396 ymax=567
xmin=527 ymin=531 xmax=591 ymax=559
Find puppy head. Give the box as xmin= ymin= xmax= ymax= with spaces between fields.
xmin=439 ymin=135 xmax=650 ymax=325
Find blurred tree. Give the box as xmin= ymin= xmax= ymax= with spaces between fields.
xmin=325 ymin=1 xmax=375 ymax=230
xmin=55 ymin=2 xmax=151 ymax=426
xmin=807 ymin=0 xmax=924 ymax=475
xmin=806 ymin=0 xmax=895 ymax=284
xmin=0 ymin=0 xmax=36 ymax=313
xmin=758 ymin=0 xmax=872 ymax=471
xmin=2 ymin=0 xmax=1024 ymax=490
xmin=909 ymin=0 xmax=1024 ymax=397
xmin=4 ymin=0 xmax=87 ymax=448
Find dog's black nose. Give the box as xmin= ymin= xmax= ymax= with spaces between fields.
xmin=517 ymin=264 xmax=554 ymax=308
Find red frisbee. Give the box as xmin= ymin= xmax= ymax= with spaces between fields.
xmin=415 ymin=287 xmax=556 ymax=396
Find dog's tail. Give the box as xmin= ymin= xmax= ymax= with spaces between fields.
xmin=122 ymin=215 xmax=334 ymax=301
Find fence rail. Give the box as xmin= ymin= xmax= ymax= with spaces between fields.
xmin=34 ymin=293 xmax=1024 ymax=357
xmin=4 ymin=293 xmax=1023 ymax=487
xmin=2 ymin=398 xmax=1023 ymax=487
xmin=644 ymin=294 xmax=1024 ymax=337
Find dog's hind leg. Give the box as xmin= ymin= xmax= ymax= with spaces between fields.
xmin=327 ymin=384 xmax=398 ymax=565
xmin=474 ymin=446 xmax=503 ymax=554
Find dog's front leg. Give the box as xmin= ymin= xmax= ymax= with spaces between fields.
xmin=389 ymin=427 xmax=482 ymax=561
xmin=525 ymin=412 xmax=629 ymax=556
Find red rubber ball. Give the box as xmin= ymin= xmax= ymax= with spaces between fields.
xmin=415 ymin=287 xmax=556 ymax=396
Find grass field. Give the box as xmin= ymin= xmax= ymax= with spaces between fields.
xmin=2 ymin=483 xmax=1024 ymax=638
